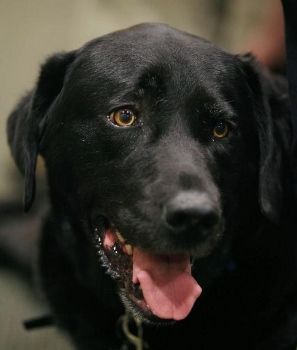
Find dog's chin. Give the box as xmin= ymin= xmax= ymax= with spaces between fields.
xmin=91 ymin=215 xmax=222 ymax=323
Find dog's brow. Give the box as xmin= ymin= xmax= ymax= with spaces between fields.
xmin=196 ymin=95 xmax=236 ymax=120
xmin=104 ymin=70 xmax=166 ymax=109
xmin=107 ymin=88 xmax=139 ymax=109
xmin=137 ymin=68 xmax=166 ymax=96
xmin=206 ymin=102 xmax=236 ymax=119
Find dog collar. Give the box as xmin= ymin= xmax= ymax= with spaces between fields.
xmin=23 ymin=311 xmax=147 ymax=349
xmin=117 ymin=312 xmax=147 ymax=350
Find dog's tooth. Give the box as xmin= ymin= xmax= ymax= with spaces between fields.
xmin=124 ymin=244 xmax=133 ymax=256
xmin=115 ymin=230 xmax=125 ymax=243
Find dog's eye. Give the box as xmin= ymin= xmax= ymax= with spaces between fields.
xmin=109 ymin=109 xmax=136 ymax=127
xmin=213 ymin=121 xmax=229 ymax=139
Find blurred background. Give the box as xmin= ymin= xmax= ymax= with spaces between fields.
xmin=0 ymin=0 xmax=285 ymax=348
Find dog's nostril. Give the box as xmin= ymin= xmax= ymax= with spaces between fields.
xmin=167 ymin=209 xmax=215 ymax=229
xmin=164 ymin=192 xmax=218 ymax=232
xmin=166 ymin=207 xmax=217 ymax=231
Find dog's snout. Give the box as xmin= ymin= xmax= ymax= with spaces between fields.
xmin=163 ymin=191 xmax=219 ymax=232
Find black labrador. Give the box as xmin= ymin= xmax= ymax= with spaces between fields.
xmin=7 ymin=23 xmax=297 ymax=349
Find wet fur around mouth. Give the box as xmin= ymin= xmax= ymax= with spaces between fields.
xmin=6 ymin=23 xmax=297 ymax=350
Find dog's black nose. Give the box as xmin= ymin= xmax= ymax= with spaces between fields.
xmin=163 ymin=191 xmax=219 ymax=232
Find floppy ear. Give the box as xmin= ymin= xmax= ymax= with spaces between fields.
xmin=7 ymin=51 xmax=76 ymax=211
xmin=238 ymin=53 xmax=291 ymax=223
xmin=282 ymin=0 xmax=297 ymax=200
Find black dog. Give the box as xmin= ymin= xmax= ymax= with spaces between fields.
xmin=7 ymin=23 xmax=297 ymax=349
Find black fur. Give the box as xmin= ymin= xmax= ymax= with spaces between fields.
xmin=7 ymin=24 xmax=297 ymax=349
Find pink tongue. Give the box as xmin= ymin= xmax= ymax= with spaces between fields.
xmin=132 ymin=248 xmax=202 ymax=320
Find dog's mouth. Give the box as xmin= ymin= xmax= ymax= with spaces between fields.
xmin=93 ymin=217 xmax=202 ymax=322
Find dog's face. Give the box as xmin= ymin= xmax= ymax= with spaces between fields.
xmin=7 ymin=24 xmax=287 ymax=323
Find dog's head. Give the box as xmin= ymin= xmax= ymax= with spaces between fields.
xmin=7 ymin=24 xmax=290 ymax=322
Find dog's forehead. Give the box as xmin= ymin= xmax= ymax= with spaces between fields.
xmin=71 ymin=23 xmax=238 ymax=87
xmin=60 ymin=23 xmax=248 ymax=121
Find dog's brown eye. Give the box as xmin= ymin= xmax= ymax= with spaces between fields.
xmin=213 ymin=121 xmax=229 ymax=139
xmin=109 ymin=109 xmax=136 ymax=127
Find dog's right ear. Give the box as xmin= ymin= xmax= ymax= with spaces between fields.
xmin=7 ymin=51 xmax=76 ymax=211
xmin=238 ymin=53 xmax=290 ymax=224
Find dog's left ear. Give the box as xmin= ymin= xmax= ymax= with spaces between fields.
xmin=7 ymin=51 xmax=76 ymax=211
xmin=238 ymin=53 xmax=290 ymax=223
